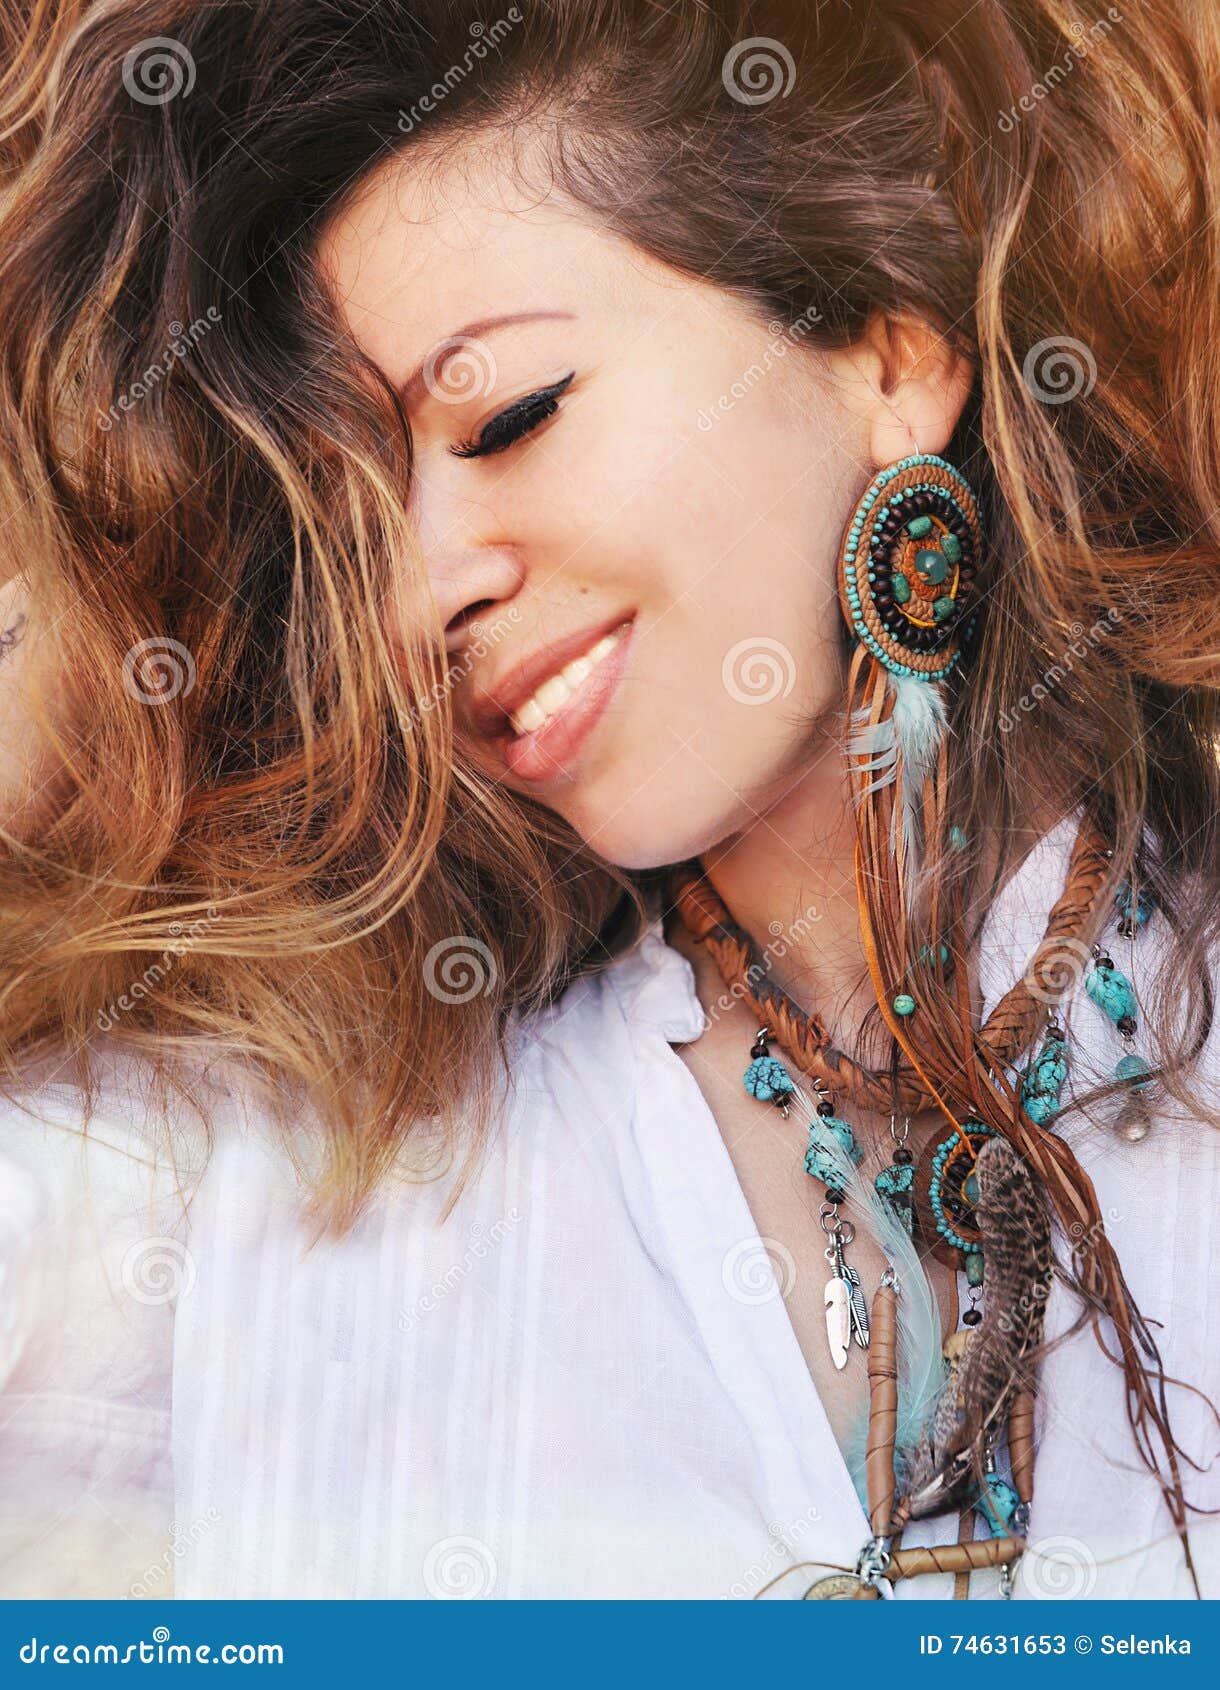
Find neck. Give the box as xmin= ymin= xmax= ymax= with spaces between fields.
xmin=677 ymin=750 xmax=882 ymax=1057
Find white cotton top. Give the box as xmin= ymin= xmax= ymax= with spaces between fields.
xmin=2 ymin=819 xmax=1219 ymax=1600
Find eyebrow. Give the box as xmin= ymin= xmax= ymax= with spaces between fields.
xmin=400 ymin=311 xmax=576 ymax=402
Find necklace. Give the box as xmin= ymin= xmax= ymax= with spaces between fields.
xmin=662 ymin=821 xmax=1124 ymax=1598
xmin=666 ymin=818 xmax=1111 ymax=1116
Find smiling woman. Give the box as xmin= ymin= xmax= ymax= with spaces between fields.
xmin=1 ymin=0 xmax=1220 ymax=1603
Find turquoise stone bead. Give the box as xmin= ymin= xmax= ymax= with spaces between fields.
xmin=804 ymin=1113 xmax=864 ymax=1187
xmin=1116 ymin=882 xmax=1154 ymax=928
xmin=892 ymin=573 xmax=912 ymax=604
xmin=743 ymin=1054 xmax=794 ymax=1103
xmin=932 ymin=595 xmax=956 ymax=622
xmin=874 ymin=1162 xmax=914 ymax=1235
xmin=1116 ymin=1052 xmax=1153 ymax=1089
xmin=825 ymin=1115 xmax=864 ymax=1165
xmin=941 ymin=532 xmax=962 ymax=563
xmin=913 ymin=548 xmax=948 ymax=583
xmin=1085 ymin=960 xmax=1138 ymax=1025
xmin=1024 ymin=1093 xmax=1058 ymax=1125
xmin=963 ymin=1170 xmax=979 ymax=1206
xmin=949 ymin=825 xmax=967 ymax=849
xmin=965 ymin=1251 xmax=985 ymax=1288
xmin=918 ymin=943 xmax=950 ymax=965
xmin=893 ymin=992 xmax=916 ymax=1016
xmin=976 ymin=1473 xmax=1020 ymax=1538
xmin=907 ymin=514 xmax=933 ymax=538
xmin=1021 ymin=1033 xmax=1069 ymax=1125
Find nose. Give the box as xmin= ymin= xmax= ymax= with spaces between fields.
xmin=409 ymin=473 xmax=526 ymax=654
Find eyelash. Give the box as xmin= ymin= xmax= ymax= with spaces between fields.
xmin=449 ymin=371 xmax=576 ymax=460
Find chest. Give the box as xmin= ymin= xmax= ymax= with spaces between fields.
xmin=666 ymin=1007 xmax=959 ymax=1457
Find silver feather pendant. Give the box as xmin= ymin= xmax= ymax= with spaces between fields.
xmin=824 ymin=1234 xmax=869 ymax=1367
xmin=846 ymin=1264 xmax=871 ymax=1348
xmin=824 ymin=1274 xmax=851 ymax=1370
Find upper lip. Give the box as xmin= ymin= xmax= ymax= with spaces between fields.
xmin=466 ymin=612 xmax=633 ymax=738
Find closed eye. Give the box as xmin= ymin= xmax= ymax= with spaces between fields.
xmin=449 ymin=371 xmax=576 ymax=460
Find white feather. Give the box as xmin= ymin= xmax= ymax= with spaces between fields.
xmin=846 ymin=673 xmax=947 ymax=870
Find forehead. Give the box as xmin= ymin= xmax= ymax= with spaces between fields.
xmin=315 ymin=142 xmax=666 ymax=383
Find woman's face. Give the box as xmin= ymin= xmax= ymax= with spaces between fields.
xmin=319 ymin=143 xmax=876 ymax=871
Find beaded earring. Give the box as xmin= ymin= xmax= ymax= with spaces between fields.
xmin=839 ymin=452 xmax=981 ymax=871
xmin=838 ymin=452 xmax=979 ymax=683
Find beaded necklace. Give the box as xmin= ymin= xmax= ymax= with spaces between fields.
xmin=665 ymin=831 xmax=1154 ymax=1598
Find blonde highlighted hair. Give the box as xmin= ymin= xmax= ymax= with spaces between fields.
xmin=1 ymin=0 xmax=1219 ymax=1251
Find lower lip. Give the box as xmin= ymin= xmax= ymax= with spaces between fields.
xmin=495 ymin=620 xmax=635 ymax=783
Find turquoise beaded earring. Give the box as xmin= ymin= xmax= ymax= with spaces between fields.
xmin=838 ymin=452 xmax=982 ymax=870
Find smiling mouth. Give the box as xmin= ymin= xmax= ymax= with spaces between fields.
xmin=504 ymin=622 xmax=632 ymax=738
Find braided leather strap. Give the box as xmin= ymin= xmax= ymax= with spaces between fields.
xmin=666 ymin=815 xmax=1111 ymax=1114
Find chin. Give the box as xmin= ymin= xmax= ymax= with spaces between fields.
xmin=569 ymin=792 xmax=739 ymax=873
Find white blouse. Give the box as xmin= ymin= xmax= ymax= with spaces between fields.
xmin=2 ymin=820 xmax=1218 ymax=1600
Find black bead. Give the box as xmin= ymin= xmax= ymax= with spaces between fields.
xmin=962 ymin=1308 xmax=983 ymax=1327
xmin=1117 ymin=1014 xmax=1137 ymax=1037
xmin=817 ymin=1100 xmax=835 ymax=1117
xmin=824 ymin=1187 xmax=846 ymax=1206
xmin=893 ymin=1146 xmax=913 ymax=1165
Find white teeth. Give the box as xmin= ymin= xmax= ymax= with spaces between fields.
xmin=508 ymin=625 xmax=628 ymax=737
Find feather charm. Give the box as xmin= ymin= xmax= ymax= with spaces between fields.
xmin=846 ymin=672 xmax=947 ymax=868
xmin=902 ymin=1135 xmax=1053 ymax=1518
xmin=824 ymin=1275 xmax=851 ymax=1370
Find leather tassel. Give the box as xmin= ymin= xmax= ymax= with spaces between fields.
xmin=847 ymin=636 xmax=1203 ymax=1588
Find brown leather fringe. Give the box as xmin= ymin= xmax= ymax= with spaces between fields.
xmin=840 ymin=644 xmax=1200 ymax=1596
xmin=665 ymin=635 xmax=1199 ymax=1592
xmin=1009 ymin=1390 xmax=1036 ymax=1504
xmin=953 ymin=1503 xmax=976 ymax=1600
xmin=866 ymin=1281 xmax=899 ymax=1536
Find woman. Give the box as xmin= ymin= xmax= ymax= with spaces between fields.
xmin=1 ymin=0 xmax=1218 ymax=1599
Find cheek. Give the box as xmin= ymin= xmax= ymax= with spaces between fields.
xmin=561 ymin=598 xmax=847 ymax=870
xmin=547 ymin=415 xmax=854 ymax=865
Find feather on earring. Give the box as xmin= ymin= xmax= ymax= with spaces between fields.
xmin=838 ymin=452 xmax=980 ymax=882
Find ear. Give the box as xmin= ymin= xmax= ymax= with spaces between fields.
xmin=826 ymin=311 xmax=974 ymax=468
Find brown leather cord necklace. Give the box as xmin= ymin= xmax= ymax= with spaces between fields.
xmin=662 ymin=827 xmax=1109 ymax=1597
xmin=665 ymin=818 xmax=1111 ymax=1119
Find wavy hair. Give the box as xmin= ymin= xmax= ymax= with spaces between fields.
xmin=2 ymin=0 xmax=1219 ymax=1544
